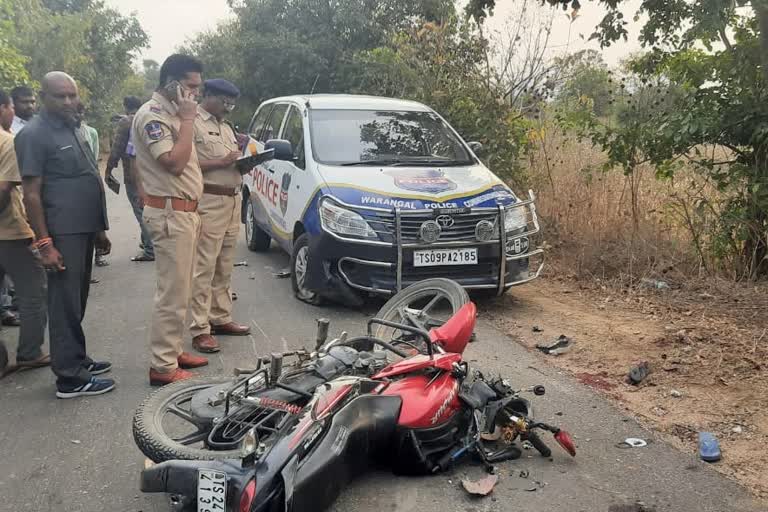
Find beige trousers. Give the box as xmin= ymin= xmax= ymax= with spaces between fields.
xmin=189 ymin=193 xmax=242 ymax=338
xmin=144 ymin=205 xmax=201 ymax=372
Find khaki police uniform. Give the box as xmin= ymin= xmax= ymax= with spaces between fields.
xmin=132 ymin=92 xmax=203 ymax=373
xmin=189 ymin=106 xmax=242 ymax=337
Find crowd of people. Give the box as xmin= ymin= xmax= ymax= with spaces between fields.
xmin=0 ymin=53 xmax=252 ymax=397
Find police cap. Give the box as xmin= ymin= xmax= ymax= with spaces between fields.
xmin=204 ymin=79 xmax=240 ymax=98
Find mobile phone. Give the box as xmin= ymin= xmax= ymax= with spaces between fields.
xmin=164 ymin=80 xmax=182 ymax=103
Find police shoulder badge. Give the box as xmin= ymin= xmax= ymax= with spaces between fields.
xmin=145 ymin=121 xmax=164 ymax=141
xmin=149 ymin=105 xmax=163 ymax=114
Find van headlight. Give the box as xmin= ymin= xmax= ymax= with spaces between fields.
xmin=320 ymin=199 xmax=377 ymax=239
xmin=504 ymin=207 xmax=528 ymax=233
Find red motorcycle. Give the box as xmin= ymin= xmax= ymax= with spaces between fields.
xmin=134 ymin=279 xmax=575 ymax=512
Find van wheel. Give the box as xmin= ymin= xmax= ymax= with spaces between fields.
xmin=245 ymin=199 xmax=271 ymax=252
xmin=290 ymin=234 xmax=323 ymax=306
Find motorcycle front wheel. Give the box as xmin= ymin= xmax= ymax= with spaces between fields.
xmin=373 ymin=279 xmax=470 ymax=353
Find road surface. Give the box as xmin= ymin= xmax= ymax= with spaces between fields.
xmin=0 ymin=191 xmax=762 ymax=512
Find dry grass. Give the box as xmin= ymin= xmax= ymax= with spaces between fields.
xmin=523 ymin=131 xmax=725 ymax=284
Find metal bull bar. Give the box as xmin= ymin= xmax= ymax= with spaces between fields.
xmin=324 ymin=190 xmax=544 ymax=296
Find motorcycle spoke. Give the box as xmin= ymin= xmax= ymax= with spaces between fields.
xmin=421 ymin=294 xmax=444 ymax=316
xmin=173 ymin=429 xmax=209 ymax=446
xmin=167 ymin=403 xmax=199 ymax=426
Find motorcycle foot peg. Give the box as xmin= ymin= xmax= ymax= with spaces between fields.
xmin=269 ymin=353 xmax=283 ymax=386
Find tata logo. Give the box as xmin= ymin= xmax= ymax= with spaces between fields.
xmin=436 ymin=215 xmax=455 ymax=228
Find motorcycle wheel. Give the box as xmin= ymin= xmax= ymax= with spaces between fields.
xmin=134 ymin=377 xmax=246 ymax=463
xmin=373 ymin=279 xmax=469 ymax=354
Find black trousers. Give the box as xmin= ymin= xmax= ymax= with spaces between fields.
xmin=48 ymin=233 xmax=95 ymax=387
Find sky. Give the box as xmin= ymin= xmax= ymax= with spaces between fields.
xmin=105 ymin=0 xmax=642 ymax=67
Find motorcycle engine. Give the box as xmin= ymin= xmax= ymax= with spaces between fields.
xmin=353 ymin=350 xmax=389 ymax=376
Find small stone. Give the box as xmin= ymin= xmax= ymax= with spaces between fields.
xmin=732 ymin=426 xmax=743 ymax=434
xmin=670 ymin=389 xmax=683 ymax=398
xmin=71 ymin=440 xmax=81 ymax=445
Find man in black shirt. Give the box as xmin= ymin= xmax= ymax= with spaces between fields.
xmin=15 ymin=72 xmax=115 ymax=399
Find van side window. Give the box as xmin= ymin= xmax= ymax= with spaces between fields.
xmin=281 ymin=106 xmax=305 ymax=170
xmin=248 ymin=105 xmax=274 ymax=141
xmin=260 ymin=104 xmax=289 ymax=143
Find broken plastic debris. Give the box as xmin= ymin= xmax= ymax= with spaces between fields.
xmin=231 ymin=292 xmax=238 ymax=301
xmin=461 ymin=474 xmax=499 ymax=496
xmin=619 ymin=438 xmax=647 ymax=448
xmin=273 ymin=268 xmax=291 ymax=279
xmin=233 ymin=261 xmax=249 ymax=267
xmin=698 ymin=432 xmax=721 ymax=462
xmin=536 ymin=335 xmax=573 ymax=356
xmin=532 ymin=325 xmax=543 ymax=333
xmin=71 ymin=439 xmax=81 ymax=445
xmin=627 ymin=361 xmax=650 ymax=385
xmin=640 ymin=278 xmax=670 ymax=290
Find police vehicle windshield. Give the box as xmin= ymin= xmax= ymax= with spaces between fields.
xmin=309 ymin=110 xmax=475 ymax=167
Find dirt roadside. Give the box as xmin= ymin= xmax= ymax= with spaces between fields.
xmin=482 ymin=277 xmax=768 ymax=503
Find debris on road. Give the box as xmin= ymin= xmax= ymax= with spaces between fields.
xmin=698 ymin=432 xmax=722 ymax=463
xmin=71 ymin=439 xmax=81 ymax=445
xmin=231 ymin=292 xmax=238 ymax=301
xmin=249 ymin=273 xmax=257 ymax=280
xmin=234 ymin=261 xmax=249 ymax=267
xmin=536 ymin=335 xmax=573 ymax=356
xmin=618 ymin=438 xmax=647 ymax=448
xmin=532 ymin=325 xmax=543 ymax=333
xmin=461 ymin=474 xmax=498 ymax=496
xmin=609 ymin=502 xmax=657 ymax=512
xmin=732 ymin=426 xmax=743 ymax=434
xmin=273 ymin=268 xmax=291 ymax=279
xmin=670 ymin=389 xmax=683 ymax=398
xmin=626 ymin=361 xmax=651 ymax=385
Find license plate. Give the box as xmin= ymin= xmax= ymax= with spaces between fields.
xmin=413 ymin=248 xmax=478 ymax=267
xmin=197 ymin=469 xmax=227 ymax=512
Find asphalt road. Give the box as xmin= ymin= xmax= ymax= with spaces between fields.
xmin=0 ymin=190 xmax=763 ymax=512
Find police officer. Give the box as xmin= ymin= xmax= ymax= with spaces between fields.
xmin=189 ymin=79 xmax=251 ymax=353
xmin=132 ymin=54 xmax=209 ymax=386
xmin=16 ymin=72 xmax=113 ymax=398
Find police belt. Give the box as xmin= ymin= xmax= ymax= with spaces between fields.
xmin=144 ymin=195 xmax=199 ymax=212
xmin=203 ymin=184 xmax=239 ymax=197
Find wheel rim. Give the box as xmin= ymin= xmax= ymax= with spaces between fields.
xmin=245 ymin=202 xmax=254 ymax=245
xmin=294 ymin=246 xmax=316 ymax=301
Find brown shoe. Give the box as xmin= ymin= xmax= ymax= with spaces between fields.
xmin=211 ymin=321 xmax=251 ymax=336
xmin=192 ymin=334 xmax=220 ymax=353
xmin=149 ymin=368 xmax=195 ymax=386
xmin=16 ymin=353 xmax=51 ymax=369
xmin=178 ymin=352 xmax=209 ymax=369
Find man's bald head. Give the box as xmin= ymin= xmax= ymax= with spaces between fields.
xmin=40 ymin=71 xmax=79 ymax=122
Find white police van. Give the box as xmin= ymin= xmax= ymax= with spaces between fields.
xmin=241 ymin=94 xmax=542 ymax=305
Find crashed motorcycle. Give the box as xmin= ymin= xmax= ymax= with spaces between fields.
xmin=134 ymin=279 xmax=575 ymax=512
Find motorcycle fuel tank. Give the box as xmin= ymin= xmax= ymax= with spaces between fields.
xmin=381 ymin=372 xmax=462 ymax=429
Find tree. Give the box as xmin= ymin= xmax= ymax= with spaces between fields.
xmin=553 ymin=50 xmax=614 ymax=117
xmin=6 ymin=0 xmax=148 ymax=129
xmin=188 ymin=0 xmax=455 ymax=121
xmin=0 ymin=0 xmax=31 ymax=89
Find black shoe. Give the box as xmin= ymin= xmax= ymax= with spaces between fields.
xmin=56 ymin=377 xmax=116 ymax=399
xmin=1 ymin=311 xmax=20 ymax=327
xmin=85 ymin=361 xmax=112 ymax=375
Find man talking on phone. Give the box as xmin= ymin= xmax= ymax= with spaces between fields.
xmin=132 ymin=54 xmax=209 ymax=386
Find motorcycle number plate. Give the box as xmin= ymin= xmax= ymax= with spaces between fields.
xmin=413 ymin=248 xmax=478 ymax=267
xmin=197 ymin=469 xmax=227 ymax=512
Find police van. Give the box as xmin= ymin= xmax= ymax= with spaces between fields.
xmin=240 ymin=94 xmax=542 ymax=305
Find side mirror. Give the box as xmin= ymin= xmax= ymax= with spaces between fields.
xmin=265 ymin=139 xmax=294 ymax=161
xmin=467 ymin=141 xmax=484 ymax=155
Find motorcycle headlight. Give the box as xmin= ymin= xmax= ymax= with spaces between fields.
xmin=504 ymin=207 xmax=528 ymax=233
xmin=320 ymin=199 xmax=377 ymax=239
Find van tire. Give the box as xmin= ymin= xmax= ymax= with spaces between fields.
xmin=290 ymin=233 xmax=323 ymax=306
xmin=245 ymin=199 xmax=271 ymax=252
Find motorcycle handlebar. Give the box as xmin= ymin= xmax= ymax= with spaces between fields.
xmin=366 ymin=318 xmax=434 ymax=357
